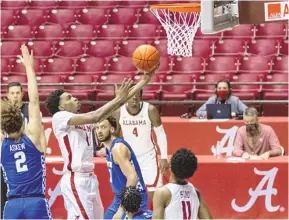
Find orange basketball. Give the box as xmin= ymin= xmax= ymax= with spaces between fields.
xmin=132 ymin=44 xmax=160 ymax=72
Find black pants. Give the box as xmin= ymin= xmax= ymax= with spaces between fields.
xmin=1 ymin=170 xmax=7 ymax=219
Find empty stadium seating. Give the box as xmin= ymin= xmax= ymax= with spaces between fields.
xmin=77 ymin=8 xmax=109 ymax=26
xmin=1 ymin=9 xmax=17 ymax=27
xmin=86 ymin=40 xmax=117 ymax=57
xmin=108 ymin=8 xmax=140 ymax=25
xmin=10 ymin=58 xmax=43 ymax=75
xmin=17 ymin=9 xmax=47 ymax=27
xmin=213 ymin=39 xmax=246 ymax=57
xmin=47 ymin=9 xmax=76 ymax=25
xmin=223 ymin=24 xmax=255 ymax=40
xmin=75 ymin=57 xmax=108 ymax=76
xmin=255 ymin=23 xmax=287 ymax=40
xmin=55 ymin=40 xmax=85 ymax=58
xmin=263 ymin=74 xmax=288 ymax=116
xmin=134 ymin=74 xmax=162 ymax=100
xmin=0 ymin=1 xmax=288 ymax=116
xmin=171 ymin=57 xmax=204 ymax=75
xmin=231 ymin=73 xmax=262 ymax=100
xmin=246 ymin=39 xmax=279 ymax=57
xmin=205 ymin=56 xmax=238 ymax=74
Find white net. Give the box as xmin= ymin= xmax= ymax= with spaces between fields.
xmin=150 ymin=7 xmax=201 ymax=57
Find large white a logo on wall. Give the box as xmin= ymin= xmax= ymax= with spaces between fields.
xmin=48 ymin=167 xmax=64 ymax=207
xmin=231 ymin=167 xmax=280 ymax=212
xmin=211 ymin=126 xmax=238 ymax=156
xmin=44 ymin=128 xmax=64 ymax=207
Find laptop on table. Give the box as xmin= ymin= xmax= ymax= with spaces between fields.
xmin=206 ymin=104 xmax=232 ymax=119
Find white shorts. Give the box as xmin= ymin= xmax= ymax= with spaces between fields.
xmin=137 ymin=149 xmax=162 ymax=191
xmin=60 ymin=172 xmax=104 ymax=220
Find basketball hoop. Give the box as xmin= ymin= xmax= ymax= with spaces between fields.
xmin=150 ymin=3 xmax=201 ymax=57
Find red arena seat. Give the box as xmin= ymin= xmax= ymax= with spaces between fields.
xmin=17 ymin=9 xmax=47 ymax=27
xmin=47 ymin=9 xmax=76 ymax=25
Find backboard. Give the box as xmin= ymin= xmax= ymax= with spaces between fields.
xmin=201 ymin=0 xmax=288 ymax=34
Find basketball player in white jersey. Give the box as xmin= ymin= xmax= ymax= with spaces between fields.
xmin=113 ymin=89 xmax=169 ymax=196
xmin=45 ymin=64 xmax=159 ymax=219
xmin=153 ymin=148 xmax=212 ymax=219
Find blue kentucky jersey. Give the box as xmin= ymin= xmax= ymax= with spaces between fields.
xmin=106 ymin=138 xmax=146 ymax=195
xmin=123 ymin=210 xmax=152 ymax=219
xmin=1 ymin=135 xmax=46 ymax=198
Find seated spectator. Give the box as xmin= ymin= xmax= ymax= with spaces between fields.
xmin=232 ymin=107 xmax=283 ymax=160
xmin=196 ymin=80 xmax=247 ymax=118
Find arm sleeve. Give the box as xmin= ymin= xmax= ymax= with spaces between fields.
xmin=196 ymin=97 xmax=215 ymax=118
xmin=154 ymin=125 xmax=168 ymax=159
xmin=236 ymin=97 xmax=248 ymax=114
xmin=232 ymin=129 xmax=245 ymax=157
xmin=52 ymin=111 xmax=76 ymax=136
xmin=268 ymin=127 xmax=282 ymax=157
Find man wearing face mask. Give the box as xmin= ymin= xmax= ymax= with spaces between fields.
xmin=196 ymin=80 xmax=247 ymax=118
xmin=232 ymin=107 xmax=283 ymax=160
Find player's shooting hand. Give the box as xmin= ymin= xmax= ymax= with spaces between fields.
xmin=114 ymin=78 xmax=133 ymax=102
xmin=158 ymin=159 xmax=169 ymax=174
xmin=17 ymin=44 xmax=34 ymax=68
xmin=141 ymin=61 xmax=160 ymax=83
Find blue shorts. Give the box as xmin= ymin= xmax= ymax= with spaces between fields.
xmin=104 ymin=191 xmax=148 ymax=219
xmin=3 ymin=197 xmax=52 ymax=219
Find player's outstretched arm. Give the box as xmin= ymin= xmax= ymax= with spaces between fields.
xmin=67 ymin=78 xmax=132 ymax=126
xmin=197 ymin=190 xmax=212 ymax=219
xmin=152 ymin=187 xmax=171 ymax=219
xmin=18 ymin=45 xmax=44 ymax=153
xmin=95 ymin=65 xmax=159 ymax=123
xmin=112 ymin=143 xmax=138 ymax=186
xmin=68 ymin=65 xmax=159 ymax=126
xmin=111 ymin=143 xmax=138 ymax=219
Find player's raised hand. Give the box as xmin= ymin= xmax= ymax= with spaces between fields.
xmin=114 ymin=78 xmax=133 ymax=102
xmin=17 ymin=44 xmax=34 ymax=68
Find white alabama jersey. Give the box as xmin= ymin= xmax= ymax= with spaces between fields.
xmin=52 ymin=111 xmax=94 ymax=173
xmin=119 ymin=102 xmax=155 ymax=156
xmin=164 ymin=183 xmax=200 ymax=219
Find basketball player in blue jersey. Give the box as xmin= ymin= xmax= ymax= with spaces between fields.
xmin=120 ymin=186 xmax=152 ymax=219
xmin=95 ymin=116 xmax=148 ymax=219
xmin=0 ymin=45 xmax=51 ymax=219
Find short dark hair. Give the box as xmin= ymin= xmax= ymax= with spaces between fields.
xmin=215 ymin=79 xmax=231 ymax=90
xmin=120 ymin=186 xmax=142 ymax=213
xmin=45 ymin=89 xmax=65 ymax=115
xmin=107 ymin=116 xmax=117 ymax=130
xmin=170 ymin=148 xmax=198 ymax=180
xmin=1 ymin=99 xmax=23 ymax=134
xmin=7 ymin=82 xmax=23 ymax=92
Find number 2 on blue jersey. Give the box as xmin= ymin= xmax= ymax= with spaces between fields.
xmin=14 ymin=151 xmax=28 ymax=173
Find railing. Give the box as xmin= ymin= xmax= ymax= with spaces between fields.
xmin=76 ymin=100 xmax=289 ymax=104
xmin=2 ymin=81 xmax=288 ymax=104
xmin=1 ymin=81 xmax=288 ymax=86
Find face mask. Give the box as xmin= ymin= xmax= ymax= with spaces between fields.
xmin=246 ymin=124 xmax=258 ymax=133
xmin=216 ymin=90 xmax=229 ymax=100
